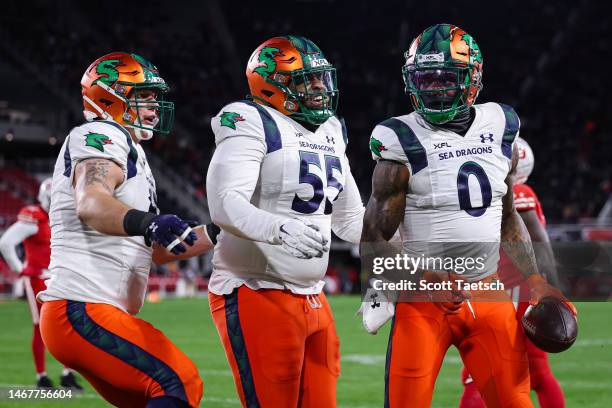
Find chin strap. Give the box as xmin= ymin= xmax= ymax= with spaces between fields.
xmin=126 ymin=126 xmax=153 ymax=141
xmin=83 ymin=96 xmax=113 ymax=122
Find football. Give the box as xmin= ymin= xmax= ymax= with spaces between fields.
xmin=522 ymin=297 xmax=578 ymax=353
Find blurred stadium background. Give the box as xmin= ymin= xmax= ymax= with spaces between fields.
xmin=1 ymin=0 xmax=611 ymax=406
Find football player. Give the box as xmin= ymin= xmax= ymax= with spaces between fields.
xmin=206 ymin=36 xmax=364 ymax=407
xmin=0 ymin=179 xmax=82 ymax=390
xmin=360 ymin=24 xmax=576 ymax=408
xmin=38 ymin=52 xmax=216 ymax=408
xmin=459 ymin=137 xmax=565 ymax=407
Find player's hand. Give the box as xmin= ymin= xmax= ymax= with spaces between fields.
xmin=527 ymin=274 xmax=577 ymax=316
xmin=357 ymin=288 xmax=396 ymax=334
xmin=278 ymin=219 xmax=329 ymax=259
xmin=144 ymin=214 xmax=199 ymax=255
xmin=422 ymin=271 xmax=471 ymax=313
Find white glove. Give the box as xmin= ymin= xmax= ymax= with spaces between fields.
xmin=278 ymin=219 xmax=329 ymax=259
xmin=357 ymin=288 xmax=396 ymax=335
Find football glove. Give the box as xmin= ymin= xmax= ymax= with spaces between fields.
xmin=357 ymin=288 xmax=395 ymax=335
xmin=144 ymin=214 xmax=198 ymax=255
xmin=278 ymin=219 xmax=329 ymax=259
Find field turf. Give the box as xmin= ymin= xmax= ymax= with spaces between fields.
xmin=0 ymin=297 xmax=610 ymax=407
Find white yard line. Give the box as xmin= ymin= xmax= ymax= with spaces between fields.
xmin=202 ymin=395 xmax=242 ymax=405
xmin=199 ymin=368 xmax=233 ymax=377
xmin=574 ymin=338 xmax=612 ymax=347
xmin=342 ymin=354 xmax=462 ymax=365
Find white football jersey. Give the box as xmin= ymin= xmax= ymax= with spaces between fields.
xmin=39 ymin=120 xmax=158 ymax=314
xmin=207 ymin=100 xmax=363 ymax=294
xmin=370 ymin=102 xmax=520 ymax=280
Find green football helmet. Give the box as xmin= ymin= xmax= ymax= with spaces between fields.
xmin=402 ymin=24 xmax=483 ymax=124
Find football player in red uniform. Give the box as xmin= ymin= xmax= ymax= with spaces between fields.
xmin=0 ymin=178 xmax=82 ymax=390
xmin=459 ymin=137 xmax=565 ymax=408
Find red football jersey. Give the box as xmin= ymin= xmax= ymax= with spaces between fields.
xmin=512 ymin=183 xmax=546 ymax=226
xmin=17 ymin=204 xmax=51 ymax=277
xmin=498 ymin=183 xmax=546 ymax=286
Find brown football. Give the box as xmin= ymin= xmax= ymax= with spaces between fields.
xmin=522 ymin=296 xmax=578 ymax=353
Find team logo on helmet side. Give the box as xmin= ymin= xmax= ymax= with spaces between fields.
xmin=92 ymin=59 xmax=121 ymax=87
xmin=253 ymin=46 xmax=283 ymax=78
xmin=219 ymin=112 xmax=245 ymax=130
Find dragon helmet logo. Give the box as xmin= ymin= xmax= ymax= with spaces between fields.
xmin=253 ymin=46 xmax=283 ymax=78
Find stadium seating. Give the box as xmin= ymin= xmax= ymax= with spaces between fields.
xmin=0 ymin=0 xmax=609 ymax=225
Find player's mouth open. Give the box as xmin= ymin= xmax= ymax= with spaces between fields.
xmin=305 ymin=95 xmax=326 ymax=108
xmin=141 ymin=115 xmax=159 ymax=127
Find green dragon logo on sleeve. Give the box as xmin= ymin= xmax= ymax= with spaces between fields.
xmin=85 ymin=133 xmax=113 ymax=152
xmin=92 ymin=59 xmax=121 ymax=87
xmin=369 ymin=137 xmax=387 ymax=157
xmin=219 ymin=112 xmax=245 ymax=130
xmin=253 ymin=46 xmax=281 ymax=77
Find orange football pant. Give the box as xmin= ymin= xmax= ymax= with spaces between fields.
xmin=459 ymin=282 xmax=564 ymax=408
xmin=386 ymin=290 xmax=532 ymax=408
xmin=209 ymin=286 xmax=340 ymax=408
xmin=40 ymin=300 xmax=203 ymax=407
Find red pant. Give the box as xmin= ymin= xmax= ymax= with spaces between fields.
xmin=23 ymin=276 xmax=57 ymax=375
xmin=24 ymin=276 xmax=47 ymax=324
xmin=40 ymin=300 xmax=202 ymax=407
xmin=209 ymin=287 xmax=340 ymax=408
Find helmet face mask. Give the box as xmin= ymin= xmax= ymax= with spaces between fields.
xmin=403 ymin=24 xmax=483 ymax=124
xmin=81 ymin=52 xmax=175 ymax=139
xmin=246 ymin=36 xmax=339 ymax=126
xmin=124 ymin=86 xmax=174 ymax=138
xmin=283 ymin=67 xmax=338 ymax=125
xmin=405 ymin=66 xmax=471 ymax=123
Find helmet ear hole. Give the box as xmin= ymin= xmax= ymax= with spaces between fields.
xmin=99 ymin=98 xmax=114 ymax=107
xmin=261 ymin=89 xmax=275 ymax=98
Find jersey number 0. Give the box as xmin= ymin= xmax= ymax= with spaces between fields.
xmin=457 ymin=161 xmax=492 ymax=217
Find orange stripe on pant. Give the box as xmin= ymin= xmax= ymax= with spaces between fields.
xmin=209 ymin=286 xmax=340 ymax=408
xmin=40 ymin=300 xmax=203 ymax=408
xmin=386 ymin=295 xmax=532 ymax=408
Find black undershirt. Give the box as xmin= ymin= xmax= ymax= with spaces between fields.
xmin=433 ymin=107 xmax=476 ymax=137
xmin=300 ymin=121 xmax=319 ymax=133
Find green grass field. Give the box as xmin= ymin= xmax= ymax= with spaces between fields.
xmin=1 ymin=297 xmax=610 ymax=407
